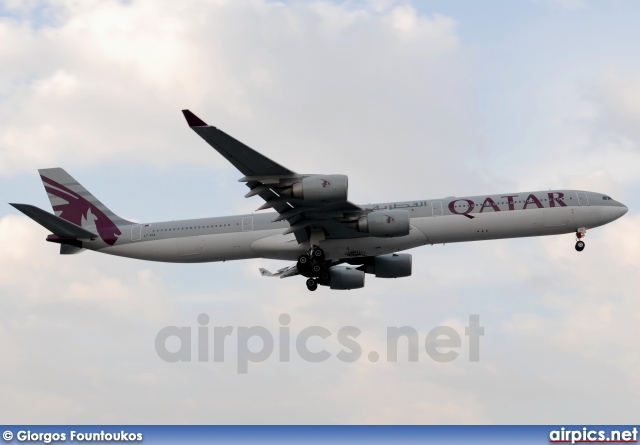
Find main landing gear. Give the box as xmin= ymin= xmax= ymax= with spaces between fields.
xmin=575 ymin=228 xmax=586 ymax=252
xmin=297 ymin=247 xmax=330 ymax=291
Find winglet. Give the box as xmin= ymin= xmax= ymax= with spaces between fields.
xmin=182 ymin=109 xmax=208 ymax=127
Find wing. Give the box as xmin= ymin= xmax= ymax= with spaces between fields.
xmin=182 ymin=110 xmax=370 ymax=243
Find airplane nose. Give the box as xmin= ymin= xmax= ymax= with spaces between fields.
xmin=602 ymin=203 xmax=628 ymax=223
xmin=614 ymin=204 xmax=628 ymax=219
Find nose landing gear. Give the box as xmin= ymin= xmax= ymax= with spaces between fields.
xmin=575 ymin=228 xmax=586 ymax=252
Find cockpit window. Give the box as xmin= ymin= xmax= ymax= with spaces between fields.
xmin=602 ymin=196 xmax=613 ymax=200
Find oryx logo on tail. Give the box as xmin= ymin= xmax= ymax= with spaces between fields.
xmin=41 ymin=175 xmax=122 ymax=246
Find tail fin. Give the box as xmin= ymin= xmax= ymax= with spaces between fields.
xmin=38 ymin=168 xmax=133 ymax=246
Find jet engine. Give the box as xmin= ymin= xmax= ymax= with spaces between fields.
xmin=373 ymin=253 xmax=412 ymax=278
xmin=357 ymin=210 xmax=410 ymax=237
xmin=329 ymin=267 xmax=365 ymax=290
xmin=291 ymin=174 xmax=348 ymax=203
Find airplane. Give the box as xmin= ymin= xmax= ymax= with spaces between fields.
xmin=10 ymin=110 xmax=629 ymax=291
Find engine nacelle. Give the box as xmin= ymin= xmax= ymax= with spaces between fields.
xmin=357 ymin=209 xmax=410 ymax=237
xmin=291 ymin=174 xmax=348 ymax=203
xmin=329 ymin=267 xmax=365 ymax=290
xmin=373 ymin=253 xmax=412 ymax=278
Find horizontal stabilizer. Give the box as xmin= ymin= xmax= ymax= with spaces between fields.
xmin=259 ymin=264 xmax=300 ymax=279
xmin=60 ymin=244 xmax=85 ymax=255
xmin=10 ymin=203 xmax=98 ymax=239
xmin=259 ymin=268 xmax=277 ymax=277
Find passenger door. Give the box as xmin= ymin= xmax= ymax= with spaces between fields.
xmin=431 ymin=201 xmax=443 ymax=216
xmin=242 ymin=216 xmax=253 ymax=231
xmin=576 ymin=192 xmax=589 ymax=206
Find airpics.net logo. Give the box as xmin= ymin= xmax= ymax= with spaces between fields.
xmin=155 ymin=314 xmax=484 ymax=374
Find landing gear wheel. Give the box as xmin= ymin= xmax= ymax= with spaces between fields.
xmin=297 ymin=255 xmax=311 ymax=274
xmin=312 ymin=263 xmax=322 ymax=274
xmin=575 ymin=240 xmax=585 ymax=252
xmin=306 ymin=278 xmax=318 ymax=291
xmin=312 ymin=248 xmax=325 ymax=261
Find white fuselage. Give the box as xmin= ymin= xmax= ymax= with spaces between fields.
xmin=89 ymin=189 xmax=628 ymax=264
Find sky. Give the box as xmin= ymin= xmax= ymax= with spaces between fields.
xmin=1 ymin=0 xmax=640 ymax=424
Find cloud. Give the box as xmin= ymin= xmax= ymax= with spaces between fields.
xmin=0 ymin=0 xmax=476 ymax=206
xmin=478 ymin=66 xmax=640 ymax=211
xmin=597 ymin=70 xmax=640 ymax=143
